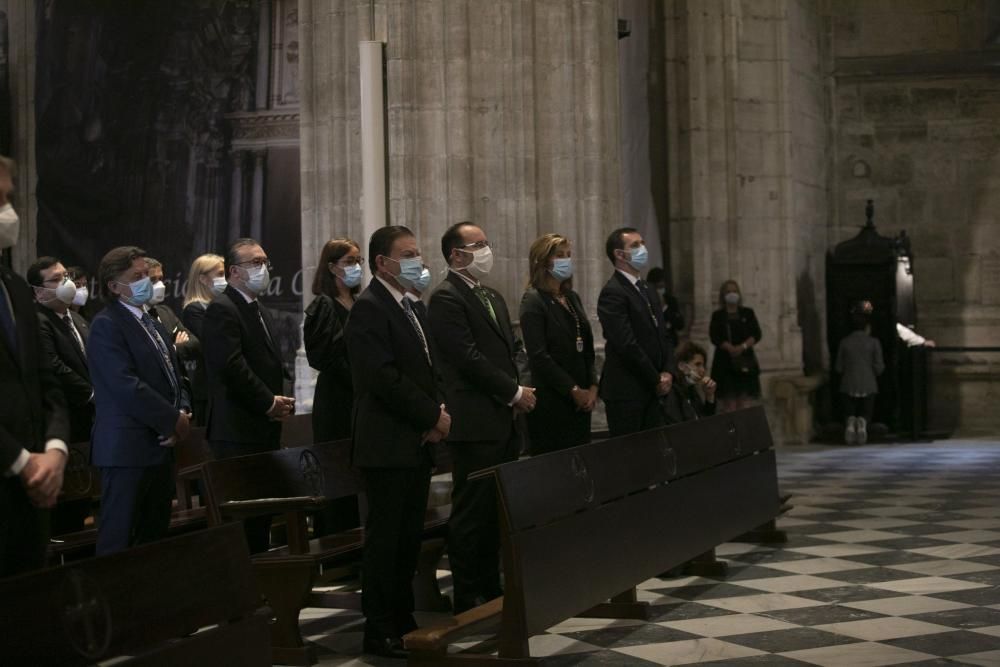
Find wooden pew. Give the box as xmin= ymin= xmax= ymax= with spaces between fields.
xmin=281 ymin=413 xmax=315 ymax=449
xmin=404 ymin=406 xmax=781 ymax=665
xmin=0 ymin=523 xmax=271 ymax=666
xmin=47 ymin=435 xmax=209 ymax=565
xmin=174 ymin=426 xmax=213 ymax=509
xmin=200 ymin=439 xmax=452 ymax=665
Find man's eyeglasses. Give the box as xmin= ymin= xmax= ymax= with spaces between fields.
xmin=42 ymin=274 xmax=69 ymax=285
xmin=237 ymin=259 xmax=273 ymax=270
xmin=459 ymin=241 xmax=492 ymax=251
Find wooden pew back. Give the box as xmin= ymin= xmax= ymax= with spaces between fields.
xmin=0 ymin=523 xmax=269 ymax=666
xmin=201 ymin=439 xmax=361 ymax=525
xmin=494 ymin=407 xmax=778 ymax=640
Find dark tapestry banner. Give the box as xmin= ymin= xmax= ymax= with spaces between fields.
xmin=34 ymin=0 xmax=303 ymax=371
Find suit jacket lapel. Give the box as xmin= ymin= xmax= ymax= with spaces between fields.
xmin=227 ymin=286 xmax=281 ymax=362
xmin=371 ymin=279 xmax=432 ymax=370
xmin=541 ymin=291 xmax=575 ymax=339
xmin=447 ymin=272 xmax=508 ymax=346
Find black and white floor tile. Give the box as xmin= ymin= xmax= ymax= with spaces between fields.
xmin=294 ymin=441 xmax=1000 ymax=666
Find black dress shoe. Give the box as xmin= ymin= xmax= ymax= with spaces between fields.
xmin=363 ymin=636 xmax=408 ymax=659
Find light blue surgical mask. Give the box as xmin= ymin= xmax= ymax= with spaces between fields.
xmin=628 ymin=245 xmax=649 ymax=270
xmin=549 ymin=257 xmax=573 ymax=281
xmin=244 ymin=264 xmax=270 ymax=295
xmin=340 ymin=264 xmax=363 ymax=288
xmin=388 ymin=256 xmax=425 ymax=288
xmin=413 ymin=267 xmax=432 ymax=293
xmin=211 ymin=276 xmax=228 ymax=296
xmin=119 ymin=276 xmax=153 ymax=307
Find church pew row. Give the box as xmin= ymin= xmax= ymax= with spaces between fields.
xmin=403 ymin=406 xmax=781 ymax=665
xmin=1 ymin=523 xmax=271 ymax=666
xmin=199 ymin=438 xmax=453 ymax=666
xmin=48 ymin=435 xmax=210 ymax=565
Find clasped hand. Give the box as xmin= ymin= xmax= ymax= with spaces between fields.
xmin=20 ymin=450 xmax=67 ymax=508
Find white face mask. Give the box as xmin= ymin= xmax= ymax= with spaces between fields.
xmin=150 ymin=280 xmax=166 ymax=305
xmin=72 ymin=286 xmax=89 ymax=306
xmin=244 ymin=264 xmax=270 ymax=295
xmin=462 ymin=246 xmax=494 ymax=280
xmin=211 ymin=276 xmax=227 ymax=296
xmin=55 ymin=278 xmax=78 ymax=305
xmin=0 ymin=204 xmax=20 ymax=250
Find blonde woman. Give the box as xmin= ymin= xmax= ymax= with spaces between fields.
xmin=181 ymin=253 xmax=225 ymax=424
xmin=519 ymin=233 xmax=597 ymax=455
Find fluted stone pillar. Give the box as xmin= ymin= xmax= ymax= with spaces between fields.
xmin=664 ymin=0 xmax=829 ymax=442
xmin=297 ymin=0 xmax=622 ymax=409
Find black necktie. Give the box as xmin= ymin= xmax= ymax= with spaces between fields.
xmin=63 ymin=313 xmax=86 ymax=359
xmin=249 ymin=301 xmax=274 ymax=349
xmin=0 ymin=285 xmax=16 ymax=355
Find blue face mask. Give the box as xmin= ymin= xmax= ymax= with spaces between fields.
xmin=549 ymin=257 xmax=573 ymax=281
xmin=119 ymin=276 xmax=153 ymax=307
xmin=340 ymin=264 xmax=363 ymax=288
xmin=389 ymin=256 xmax=425 ymax=288
xmin=628 ymin=245 xmax=649 ymax=270
xmin=413 ymin=267 xmax=432 ymax=293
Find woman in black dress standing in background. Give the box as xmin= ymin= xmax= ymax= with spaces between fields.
xmin=519 ymin=233 xmax=598 ymax=455
xmin=304 ymin=238 xmax=363 ymax=531
xmin=709 ymin=279 xmax=762 ymax=412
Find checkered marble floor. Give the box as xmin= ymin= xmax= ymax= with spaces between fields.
xmin=293 ymin=441 xmax=1000 ymax=666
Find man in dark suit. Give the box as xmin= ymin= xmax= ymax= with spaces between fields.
xmin=428 ymin=222 xmax=536 ymax=613
xmin=346 ymin=226 xmax=450 ymax=658
xmin=88 ymin=246 xmax=192 ymax=555
xmin=202 ymin=238 xmax=293 ymax=553
xmin=0 ymin=156 xmax=70 ymax=576
xmin=28 ymin=257 xmax=94 ymax=444
xmin=597 ymin=227 xmax=677 ymax=437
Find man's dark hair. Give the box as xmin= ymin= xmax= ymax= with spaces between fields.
xmin=605 ymin=227 xmax=638 ymax=263
xmin=225 ymin=238 xmax=261 ymax=277
xmin=26 ymin=256 xmax=61 ymax=287
xmin=646 ymin=267 xmax=666 ymax=285
xmin=441 ymin=221 xmax=476 ymax=264
xmin=98 ymin=246 xmax=147 ymax=302
xmin=368 ymin=226 xmax=414 ymax=274
xmin=676 ymin=340 xmax=708 ymax=363
xmin=66 ymin=266 xmax=89 ymax=282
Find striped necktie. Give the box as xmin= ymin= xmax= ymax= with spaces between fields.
xmin=139 ymin=313 xmax=180 ymax=406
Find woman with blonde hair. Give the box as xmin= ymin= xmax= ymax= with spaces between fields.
xmin=180 ymin=253 xmax=225 ymax=424
xmin=519 ymin=233 xmax=597 ymax=455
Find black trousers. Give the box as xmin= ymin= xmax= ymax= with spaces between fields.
xmin=361 ymin=460 xmax=432 ymax=641
xmin=604 ymin=396 xmax=665 ymax=438
xmin=844 ymin=394 xmax=876 ymax=422
xmin=447 ymin=434 xmax=520 ymax=609
xmin=0 ymin=477 xmax=48 ymax=577
xmin=209 ymin=440 xmax=278 ymax=554
xmin=96 ymin=464 xmax=173 ymax=556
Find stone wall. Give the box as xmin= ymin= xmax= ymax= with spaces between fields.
xmin=826 ymin=0 xmax=1000 ymax=435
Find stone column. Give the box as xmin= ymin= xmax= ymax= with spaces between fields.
xmin=664 ymin=0 xmax=828 ymax=443
xmin=228 ymin=149 xmax=247 ymax=241
xmin=250 ymin=148 xmax=268 ymax=241
xmin=1 ymin=0 xmax=36 ymax=273
xmin=297 ymin=0 xmax=622 ymax=407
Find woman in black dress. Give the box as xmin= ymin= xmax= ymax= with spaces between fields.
xmin=304 ymin=238 xmax=363 ymax=442
xmin=519 ymin=233 xmax=597 ymax=455
xmin=304 ymin=238 xmax=363 ymax=533
xmin=181 ymin=253 xmax=226 ymax=425
xmin=709 ymin=280 xmax=762 ymax=412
